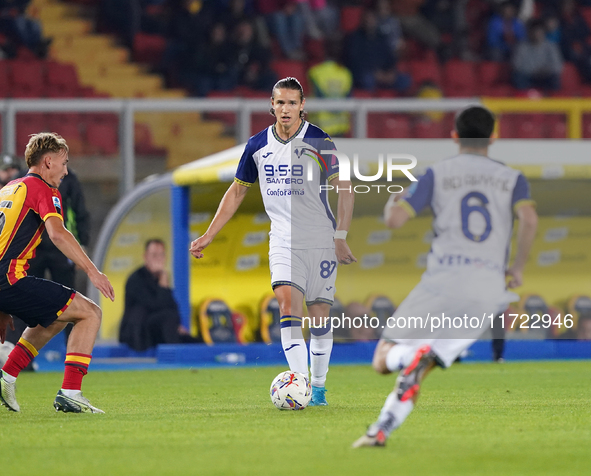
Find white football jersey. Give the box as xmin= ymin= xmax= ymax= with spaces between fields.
xmin=235 ymin=121 xmax=339 ymax=250
xmin=400 ymin=153 xmax=534 ymax=295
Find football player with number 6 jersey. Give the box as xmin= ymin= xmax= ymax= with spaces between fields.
xmin=190 ymin=77 xmax=356 ymax=406
xmin=353 ymin=106 xmax=538 ymax=447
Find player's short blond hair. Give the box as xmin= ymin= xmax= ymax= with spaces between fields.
xmin=24 ymin=132 xmax=69 ymax=168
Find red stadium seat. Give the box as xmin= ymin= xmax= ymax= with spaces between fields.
xmin=581 ymin=7 xmax=591 ymax=30
xmin=251 ymin=113 xmax=273 ymax=136
xmin=9 ymin=60 xmax=44 ymax=98
xmin=443 ymin=60 xmax=478 ymax=97
xmin=582 ymin=114 xmax=591 ymax=138
xmin=352 ymin=89 xmax=373 ymax=98
xmin=408 ymin=58 xmax=442 ymax=90
xmin=499 ymin=114 xmax=517 ymax=138
xmin=414 ymin=118 xmax=445 ymax=138
xmin=478 ymin=61 xmax=512 ymax=96
xmin=46 ymin=112 xmax=83 ymax=152
xmin=133 ymin=33 xmax=167 ymax=65
xmin=0 ymin=60 xmax=10 ymax=98
xmin=340 ymin=6 xmax=363 ymax=33
xmin=305 ymin=38 xmax=325 ymax=64
xmin=16 ymin=114 xmax=47 ymax=153
xmin=45 ymin=61 xmax=80 ymax=98
xmin=270 ymin=60 xmax=307 ymax=90
xmin=382 ymin=114 xmax=412 ymax=138
xmin=510 ymin=114 xmax=545 ymax=139
xmin=544 ymin=114 xmax=567 ymax=139
xmin=560 ymin=63 xmax=582 ymax=96
xmin=85 ymin=121 xmax=119 ymax=155
xmin=134 ymin=123 xmax=166 ymax=156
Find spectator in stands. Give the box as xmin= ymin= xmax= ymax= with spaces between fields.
xmin=119 ymin=239 xmax=196 ymax=351
xmin=421 ymin=0 xmax=471 ymax=60
xmin=257 ymin=0 xmax=306 ymax=60
xmin=558 ymin=0 xmax=591 ymax=82
xmin=391 ymin=0 xmax=440 ymax=51
xmin=345 ymin=10 xmax=411 ymax=93
xmin=544 ymin=15 xmax=560 ymax=45
xmin=307 ymin=38 xmax=353 ymax=137
xmin=297 ymin=0 xmax=339 ymax=41
xmin=375 ymin=0 xmax=404 ymax=55
xmin=230 ymin=19 xmax=277 ymax=91
xmin=0 ymin=0 xmax=51 ymax=58
xmin=183 ymin=23 xmax=237 ymax=96
xmin=512 ymin=19 xmax=563 ymax=91
xmin=0 ymin=154 xmax=25 ymax=187
xmin=487 ymin=1 xmax=526 ymax=61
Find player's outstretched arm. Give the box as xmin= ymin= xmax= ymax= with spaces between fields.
xmin=384 ymin=194 xmax=412 ymax=229
xmin=506 ymin=204 xmax=538 ymax=288
xmin=45 ymin=216 xmax=115 ymax=301
xmin=190 ymin=181 xmax=249 ymax=259
xmin=330 ymin=176 xmax=357 ymax=265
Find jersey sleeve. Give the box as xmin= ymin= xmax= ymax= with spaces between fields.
xmin=234 ymin=140 xmax=258 ymax=187
xmin=322 ymin=134 xmax=340 ymax=182
xmin=511 ymin=173 xmax=535 ymax=211
xmin=398 ymin=168 xmax=434 ymax=218
xmin=36 ymin=186 xmax=64 ymax=222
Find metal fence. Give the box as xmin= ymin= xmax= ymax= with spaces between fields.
xmin=0 ymin=98 xmax=478 ymax=196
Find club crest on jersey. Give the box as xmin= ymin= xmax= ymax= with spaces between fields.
xmin=293 ymin=147 xmax=328 ymax=172
xmin=53 ymin=196 xmax=61 ymax=212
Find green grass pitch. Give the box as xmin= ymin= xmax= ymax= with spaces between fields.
xmin=1 ymin=361 xmax=589 ymax=476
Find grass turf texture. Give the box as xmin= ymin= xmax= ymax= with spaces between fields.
xmin=0 ymin=361 xmax=589 ymax=476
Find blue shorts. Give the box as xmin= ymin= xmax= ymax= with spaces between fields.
xmin=0 ymin=276 xmax=76 ymax=328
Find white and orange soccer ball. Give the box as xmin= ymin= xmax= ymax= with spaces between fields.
xmin=270 ymin=371 xmax=311 ymax=410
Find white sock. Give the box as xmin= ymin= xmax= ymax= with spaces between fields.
xmin=1 ymin=370 xmax=16 ymax=383
xmin=376 ymin=392 xmax=414 ymax=436
xmin=310 ymin=323 xmax=333 ymax=388
xmin=60 ymin=389 xmax=81 ymax=397
xmin=385 ymin=344 xmax=414 ymax=373
xmin=280 ymin=316 xmax=308 ymax=375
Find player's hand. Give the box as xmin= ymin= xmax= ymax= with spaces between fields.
xmin=335 ymin=239 xmax=357 ymax=265
xmin=0 ymin=312 xmax=15 ymax=344
xmin=505 ymin=266 xmax=523 ymax=289
xmin=89 ymin=270 xmax=115 ymax=301
xmin=190 ymin=234 xmax=213 ymax=259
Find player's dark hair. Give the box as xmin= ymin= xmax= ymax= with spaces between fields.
xmin=145 ymin=238 xmax=165 ymax=251
xmin=270 ymin=77 xmax=306 ymax=119
xmin=454 ymin=106 xmax=496 ymax=148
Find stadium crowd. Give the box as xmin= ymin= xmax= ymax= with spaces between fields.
xmin=92 ymin=0 xmax=591 ymax=97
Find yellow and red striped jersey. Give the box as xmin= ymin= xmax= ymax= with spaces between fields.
xmin=0 ymin=173 xmax=63 ymax=289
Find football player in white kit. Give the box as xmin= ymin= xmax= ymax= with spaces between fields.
xmin=190 ymin=77 xmax=356 ymax=406
xmin=353 ymin=106 xmax=538 ymax=447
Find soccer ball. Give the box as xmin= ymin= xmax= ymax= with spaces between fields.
xmin=270 ymin=371 xmax=311 ymax=410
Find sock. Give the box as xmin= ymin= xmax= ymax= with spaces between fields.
xmin=2 ymin=337 xmax=38 ymax=379
xmin=61 ymin=353 xmax=91 ymax=391
xmin=310 ymin=319 xmax=333 ymax=387
xmin=385 ymin=344 xmax=414 ymax=373
xmin=280 ymin=315 xmax=308 ymax=375
xmin=376 ymin=392 xmax=415 ymax=437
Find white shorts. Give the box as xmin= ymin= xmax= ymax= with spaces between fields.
xmin=381 ymin=282 xmax=514 ymax=368
xmin=269 ymin=247 xmax=337 ymax=306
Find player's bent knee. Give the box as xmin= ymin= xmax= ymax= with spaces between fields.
xmin=372 ymin=340 xmax=393 ymax=374
xmin=372 ymin=355 xmax=390 ymax=375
